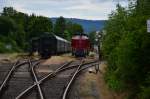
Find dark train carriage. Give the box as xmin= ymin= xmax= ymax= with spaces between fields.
xmin=38 ymin=33 xmax=55 ymax=58
xmin=29 ymin=37 xmax=39 ymax=55
xmin=71 ymin=34 xmax=90 ymax=57
xmin=56 ymin=35 xmax=68 ymax=53
xmin=32 ymin=32 xmax=71 ymax=58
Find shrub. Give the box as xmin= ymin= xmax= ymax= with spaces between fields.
xmin=139 ymin=87 xmax=150 ymax=99
xmin=105 ymin=69 xmax=125 ymax=91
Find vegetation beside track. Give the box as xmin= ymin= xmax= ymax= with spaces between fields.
xmin=102 ymin=0 xmax=150 ymax=99
xmin=0 ymin=7 xmax=83 ymax=53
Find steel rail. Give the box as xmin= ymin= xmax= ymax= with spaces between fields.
xmin=16 ymin=61 xmax=73 ymax=99
xmin=62 ymin=60 xmax=84 ymax=99
xmin=58 ymin=62 xmax=99 ymax=73
xmin=29 ymin=59 xmax=44 ymax=99
xmin=0 ymin=60 xmax=30 ymax=93
xmin=16 ymin=60 xmax=99 ymax=99
xmin=62 ymin=61 xmax=100 ymax=99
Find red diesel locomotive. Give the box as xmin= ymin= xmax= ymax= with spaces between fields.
xmin=71 ymin=34 xmax=90 ymax=57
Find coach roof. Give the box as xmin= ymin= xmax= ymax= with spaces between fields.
xmin=54 ymin=35 xmax=69 ymax=43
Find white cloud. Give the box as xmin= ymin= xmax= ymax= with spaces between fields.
xmin=0 ymin=0 xmax=128 ymax=20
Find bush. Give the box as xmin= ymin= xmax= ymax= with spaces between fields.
xmin=139 ymin=87 xmax=150 ymax=99
xmin=102 ymin=1 xmax=150 ymax=98
xmin=105 ymin=70 xmax=125 ymax=91
xmin=0 ymin=36 xmax=22 ymax=53
xmin=115 ymin=32 xmax=142 ymax=85
xmin=138 ymin=73 xmax=150 ymax=99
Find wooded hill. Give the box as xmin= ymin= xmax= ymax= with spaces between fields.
xmin=51 ymin=18 xmax=106 ymax=33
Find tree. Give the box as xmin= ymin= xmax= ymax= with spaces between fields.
xmin=27 ymin=16 xmax=53 ymax=39
xmin=102 ymin=1 xmax=150 ymax=98
xmin=65 ymin=21 xmax=84 ymax=39
xmin=136 ymin=0 xmax=150 ymax=15
xmin=54 ymin=16 xmax=66 ymax=38
xmin=2 ymin=7 xmax=17 ymax=16
xmin=1 ymin=7 xmax=28 ymax=49
xmin=89 ymin=31 xmax=96 ymax=45
xmin=0 ymin=7 xmax=54 ymax=52
xmin=71 ymin=23 xmax=84 ymax=35
xmin=102 ymin=4 xmax=128 ymax=57
xmin=0 ymin=16 xmax=17 ymax=36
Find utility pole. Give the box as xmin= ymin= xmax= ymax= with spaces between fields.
xmin=94 ymin=31 xmax=102 ymax=74
xmin=96 ymin=31 xmax=102 ymax=61
xmin=98 ymin=39 xmax=101 ymax=61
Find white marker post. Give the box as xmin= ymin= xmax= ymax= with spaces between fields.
xmin=147 ymin=20 xmax=150 ymax=33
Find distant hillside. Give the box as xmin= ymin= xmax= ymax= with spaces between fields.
xmin=50 ymin=17 xmax=107 ymax=33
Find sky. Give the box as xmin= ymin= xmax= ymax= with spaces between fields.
xmin=0 ymin=0 xmax=128 ymax=20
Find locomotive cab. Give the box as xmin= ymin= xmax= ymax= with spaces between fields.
xmin=71 ymin=34 xmax=90 ymax=57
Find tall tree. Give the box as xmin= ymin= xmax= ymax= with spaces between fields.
xmin=71 ymin=23 xmax=84 ymax=35
xmin=54 ymin=16 xmax=66 ymax=38
xmin=2 ymin=7 xmax=17 ymax=16
xmin=27 ymin=16 xmax=53 ymax=39
xmin=89 ymin=31 xmax=96 ymax=45
xmin=136 ymin=0 xmax=150 ymax=15
xmin=65 ymin=21 xmax=84 ymax=37
xmin=102 ymin=1 xmax=150 ymax=98
xmin=0 ymin=16 xmax=17 ymax=36
xmin=102 ymin=4 xmax=127 ymax=57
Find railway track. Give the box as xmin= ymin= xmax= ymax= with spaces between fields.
xmin=62 ymin=60 xmax=84 ymax=99
xmin=0 ymin=58 xmax=99 ymax=99
xmin=29 ymin=59 xmax=44 ymax=99
xmin=0 ymin=59 xmax=41 ymax=99
xmin=16 ymin=61 xmax=73 ymax=99
xmin=62 ymin=59 xmax=100 ymax=99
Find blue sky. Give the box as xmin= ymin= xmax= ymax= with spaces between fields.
xmin=0 ymin=0 xmax=128 ymax=20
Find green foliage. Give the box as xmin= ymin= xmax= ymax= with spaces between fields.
xmin=0 ymin=15 xmax=24 ymax=52
xmin=139 ymin=87 xmax=150 ymax=99
xmin=0 ymin=16 xmax=17 ymax=36
xmin=0 ymin=36 xmax=22 ymax=53
xmin=54 ymin=16 xmax=66 ymax=38
xmin=27 ymin=16 xmax=53 ymax=39
xmin=0 ymin=7 xmax=84 ymax=53
xmin=105 ymin=70 xmax=124 ymax=91
xmin=115 ymin=32 xmax=145 ymax=85
xmin=65 ymin=21 xmax=83 ymax=40
xmin=139 ymin=73 xmax=150 ymax=99
xmin=54 ymin=17 xmax=84 ymax=40
xmin=0 ymin=7 xmax=54 ymax=52
xmin=71 ymin=23 xmax=84 ymax=34
xmin=64 ymin=30 xmax=71 ymax=40
xmin=89 ymin=31 xmax=96 ymax=45
xmin=102 ymin=5 xmax=128 ymax=58
xmin=136 ymin=0 xmax=150 ymax=15
xmin=2 ymin=7 xmax=17 ymax=16
xmin=102 ymin=0 xmax=150 ymax=98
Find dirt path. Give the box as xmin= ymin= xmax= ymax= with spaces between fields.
xmin=76 ymin=61 xmax=113 ymax=99
xmin=76 ymin=61 xmax=126 ymax=99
